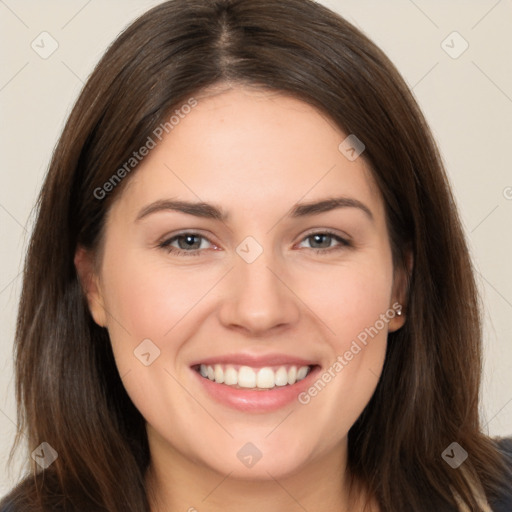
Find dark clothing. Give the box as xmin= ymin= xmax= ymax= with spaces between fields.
xmin=490 ymin=437 xmax=512 ymax=511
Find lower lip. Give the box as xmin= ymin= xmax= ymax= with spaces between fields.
xmin=191 ymin=366 xmax=321 ymax=413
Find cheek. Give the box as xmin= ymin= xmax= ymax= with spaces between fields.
xmin=100 ymin=246 xmax=221 ymax=351
xmin=295 ymin=258 xmax=393 ymax=434
xmin=98 ymin=249 xmax=209 ymax=433
xmin=301 ymin=256 xmax=394 ymax=343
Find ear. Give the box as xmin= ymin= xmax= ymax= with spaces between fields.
xmin=388 ymin=249 xmax=413 ymax=332
xmin=74 ymin=245 xmax=108 ymax=328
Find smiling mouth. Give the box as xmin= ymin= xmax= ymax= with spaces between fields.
xmin=193 ymin=363 xmax=315 ymax=390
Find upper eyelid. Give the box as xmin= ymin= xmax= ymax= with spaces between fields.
xmin=296 ymin=232 xmax=351 ymax=249
xmin=299 ymin=227 xmax=350 ymax=240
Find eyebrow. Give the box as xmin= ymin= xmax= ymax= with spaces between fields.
xmin=290 ymin=197 xmax=373 ymax=220
xmin=135 ymin=196 xmax=373 ymax=222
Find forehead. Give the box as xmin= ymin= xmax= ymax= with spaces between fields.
xmin=109 ymin=86 xmax=385 ymax=225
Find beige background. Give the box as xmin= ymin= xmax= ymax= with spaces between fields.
xmin=1 ymin=0 xmax=511 ymax=492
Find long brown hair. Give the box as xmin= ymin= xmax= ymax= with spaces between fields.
xmin=4 ymin=0 xmax=510 ymax=510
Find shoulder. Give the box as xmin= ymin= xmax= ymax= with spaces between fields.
xmin=0 ymin=472 xmax=67 ymax=512
xmin=0 ymin=471 xmax=106 ymax=512
xmin=0 ymin=476 xmax=37 ymax=512
xmin=497 ymin=436 xmax=512 ymax=456
xmin=488 ymin=437 xmax=512 ymax=512
xmin=0 ymin=496 xmax=15 ymax=512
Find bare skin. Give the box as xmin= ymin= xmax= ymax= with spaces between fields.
xmin=76 ymin=85 xmax=407 ymax=512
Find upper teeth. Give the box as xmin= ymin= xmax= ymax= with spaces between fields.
xmin=199 ymin=364 xmax=311 ymax=389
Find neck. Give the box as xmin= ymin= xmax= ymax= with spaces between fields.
xmin=145 ymin=432 xmax=375 ymax=512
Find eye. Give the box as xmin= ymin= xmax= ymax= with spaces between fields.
xmin=297 ymin=231 xmax=351 ymax=252
xmin=158 ymin=230 xmax=351 ymax=257
xmin=158 ymin=233 xmax=215 ymax=256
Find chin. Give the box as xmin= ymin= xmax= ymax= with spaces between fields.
xmin=192 ymin=434 xmax=315 ymax=481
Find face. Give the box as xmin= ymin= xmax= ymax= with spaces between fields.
xmin=77 ymin=86 xmax=406 ymax=481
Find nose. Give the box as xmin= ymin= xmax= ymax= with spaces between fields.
xmin=217 ymin=249 xmax=301 ymax=336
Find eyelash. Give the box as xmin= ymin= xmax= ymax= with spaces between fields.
xmin=157 ymin=230 xmax=352 ymax=257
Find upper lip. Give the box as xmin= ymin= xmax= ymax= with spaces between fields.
xmin=190 ymin=353 xmax=319 ymax=368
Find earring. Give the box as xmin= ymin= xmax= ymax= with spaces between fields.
xmin=397 ymin=306 xmax=403 ymax=316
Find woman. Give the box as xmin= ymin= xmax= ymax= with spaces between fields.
xmin=1 ymin=0 xmax=511 ymax=510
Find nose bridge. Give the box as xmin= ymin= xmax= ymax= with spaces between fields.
xmin=237 ymin=246 xmax=280 ymax=296
xmin=218 ymin=239 xmax=300 ymax=333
